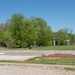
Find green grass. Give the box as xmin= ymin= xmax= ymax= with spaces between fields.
xmin=64 ymin=67 xmax=75 ymax=71
xmin=32 ymin=45 xmax=75 ymax=50
xmin=0 ymin=45 xmax=75 ymax=50
xmin=0 ymin=58 xmax=75 ymax=66
xmin=25 ymin=57 xmax=75 ymax=65
xmin=0 ymin=60 xmax=23 ymax=63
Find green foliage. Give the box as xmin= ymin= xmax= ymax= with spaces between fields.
xmin=55 ymin=28 xmax=69 ymax=45
xmin=0 ymin=29 xmax=4 ymax=46
xmin=35 ymin=18 xmax=53 ymax=46
xmin=3 ymin=30 xmax=15 ymax=48
xmin=23 ymin=19 xmax=39 ymax=46
xmin=7 ymin=13 xmax=53 ymax=48
xmin=9 ymin=13 xmax=25 ymax=48
xmin=0 ymin=13 xmax=75 ymax=48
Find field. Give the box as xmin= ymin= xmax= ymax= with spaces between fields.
xmin=25 ymin=57 xmax=75 ymax=66
xmin=32 ymin=45 xmax=75 ymax=50
xmin=0 ymin=45 xmax=75 ymax=50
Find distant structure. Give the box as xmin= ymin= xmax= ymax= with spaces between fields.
xmin=53 ymin=38 xmax=60 ymax=46
xmin=65 ymin=39 xmax=70 ymax=45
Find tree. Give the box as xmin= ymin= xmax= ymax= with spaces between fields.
xmin=9 ymin=13 xmax=25 ymax=48
xmin=23 ymin=18 xmax=39 ymax=46
xmin=55 ymin=28 xmax=69 ymax=45
xmin=35 ymin=18 xmax=53 ymax=46
xmin=2 ymin=29 xmax=15 ymax=48
xmin=0 ymin=22 xmax=10 ymax=47
xmin=0 ymin=13 xmax=55 ymax=48
xmin=0 ymin=29 xmax=4 ymax=46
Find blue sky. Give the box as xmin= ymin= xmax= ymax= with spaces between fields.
xmin=0 ymin=0 xmax=75 ymax=33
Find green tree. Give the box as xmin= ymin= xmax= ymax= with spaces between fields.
xmin=35 ymin=18 xmax=53 ymax=46
xmin=23 ymin=18 xmax=39 ymax=46
xmin=9 ymin=13 xmax=25 ymax=48
xmin=56 ymin=28 xmax=69 ymax=45
xmin=0 ymin=29 xmax=4 ymax=46
xmin=2 ymin=29 xmax=15 ymax=48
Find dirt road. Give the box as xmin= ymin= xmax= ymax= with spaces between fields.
xmin=0 ymin=64 xmax=75 ymax=75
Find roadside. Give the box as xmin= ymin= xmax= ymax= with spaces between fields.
xmin=0 ymin=50 xmax=75 ymax=62
xmin=0 ymin=64 xmax=75 ymax=75
xmin=0 ymin=49 xmax=75 ymax=75
xmin=0 ymin=55 xmax=36 ymax=61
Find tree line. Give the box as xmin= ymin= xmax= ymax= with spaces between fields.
xmin=0 ymin=13 xmax=75 ymax=48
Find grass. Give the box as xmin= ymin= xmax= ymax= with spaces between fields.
xmin=0 ymin=57 xmax=75 ymax=66
xmin=0 ymin=60 xmax=23 ymax=63
xmin=32 ymin=45 xmax=75 ymax=50
xmin=0 ymin=45 xmax=75 ymax=50
xmin=25 ymin=57 xmax=75 ymax=65
xmin=64 ymin=67 xmax=75 ymax=71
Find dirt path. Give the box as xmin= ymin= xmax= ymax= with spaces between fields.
xmin=0 ymin=64 xmax=75 ymax=75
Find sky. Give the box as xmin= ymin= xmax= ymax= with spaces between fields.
xmin=0 ymin=0 xmax=75 ymax=33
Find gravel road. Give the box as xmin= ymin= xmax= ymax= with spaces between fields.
xmin=0 ymin=64 xmax=75 ymax=75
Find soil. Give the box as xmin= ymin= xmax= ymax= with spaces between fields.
xmin=0 ymin=64 xmax=75 ymax=75
xmin=41 ymin=54 xmax=75 ymax=58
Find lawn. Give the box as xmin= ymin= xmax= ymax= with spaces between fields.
xmin=0 ymin=58 xmax=75 ymax=66
xmin=25 ymin=57 xmax=75 ymax=65
xmin=32 ymin=45 xmax=75 ymax=50
xmin=0 ymin=45 xmax=75 ymax=50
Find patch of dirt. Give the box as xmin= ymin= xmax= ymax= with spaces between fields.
xmin=41 ymin=54 xmax=75 ymax=58
xmin=0 ymin=65 xmax=75 ymax=75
